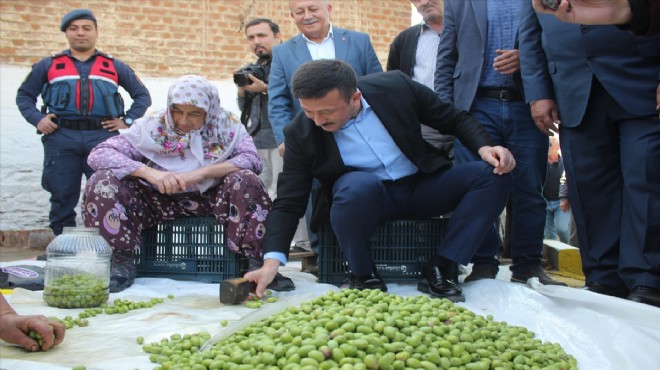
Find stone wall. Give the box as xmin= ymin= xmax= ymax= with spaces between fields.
xmin=0 ymin=0 xmax=411 ymax=80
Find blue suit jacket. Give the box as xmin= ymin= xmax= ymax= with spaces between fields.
xmin=518 ymin=0 xmax=660 ymax=127
xmin=267 ymin=26 xmax=383 ymax=144
xmin=435 ymin=0 xmax=496 ymax=111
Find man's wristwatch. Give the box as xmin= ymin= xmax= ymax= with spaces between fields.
xmin=123 ymin=117 xmax=134 ymax=126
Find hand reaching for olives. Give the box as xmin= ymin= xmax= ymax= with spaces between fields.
xmin=0 ymin=293 xmax=65 ymax=352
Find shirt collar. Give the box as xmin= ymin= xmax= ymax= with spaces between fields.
xmin=420 ymin=21 xmax=440 ymax=35
xmin=340 ymin=90 xmax=370 ymax=130
xmin=302 ymin=24 xmax=334 ymax=44
xmin=64 ymin=49 xmax=100 ymax=55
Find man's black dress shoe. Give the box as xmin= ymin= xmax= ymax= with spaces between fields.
xmin=417 ymin=255 xmax=465 ymax=302
xmin=267 ymin=273 xmax=295 ymax=292
xmin=348 ymin=272 xmax=388 ymax=292
xmin=464 ymin=264 xmax=498 ymax=282
xmin=511 ymin=265 xmax=567 ymax=286
xmin=627 ymin=286 xmax=660 ymax=308
xmin=581 ymin=282 xmax=628 ymax=298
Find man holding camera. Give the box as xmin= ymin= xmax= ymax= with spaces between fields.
xmin=236 ymin=18 xmax=282 ymax=199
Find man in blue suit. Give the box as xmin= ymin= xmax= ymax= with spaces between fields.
xmin=269 ymin=0 xmax=383 ymax=151
xmin=268 ymin=0 xmax=383 ymax=256
xmin=435 ymin=0 xmax=563 ymax=285
xmin=519 ymin=0 xmax=660 ymax=307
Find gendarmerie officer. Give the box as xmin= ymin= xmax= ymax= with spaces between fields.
xmin=16 ymin=9 xmax=151 ymax=235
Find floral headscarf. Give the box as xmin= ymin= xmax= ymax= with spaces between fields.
xmin=121 ymin=75 xmax=249 ymax=192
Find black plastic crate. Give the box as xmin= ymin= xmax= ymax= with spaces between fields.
xmin=318 ymin=218 xmax=448 ymax=285
xmin=136 ymin=217 xmax=247 ymax=283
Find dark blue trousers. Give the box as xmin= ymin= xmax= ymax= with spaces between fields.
xmin=329 ymin=162 xmax=513 ymax=277
xmin=41 ymin=128 xmax=117 ymax=235
xmin=560 ymin=79 xmax=660 ymax=291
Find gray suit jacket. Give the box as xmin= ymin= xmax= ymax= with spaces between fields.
xmin=434 ymin=0 xmax=489 ymax=111
xmin=518 ymin=0 xmax=660 ymax=127
xmin=267 ymin=26 xmax=382 ymax=144
xmin=435 ymin=0 xmax=524 ymax=111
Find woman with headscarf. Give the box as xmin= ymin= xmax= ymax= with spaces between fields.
xmin=82 ymin=75 xmax=294 ymax=292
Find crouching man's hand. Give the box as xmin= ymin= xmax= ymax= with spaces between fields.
xmin=244 ymin=258 xmax=280 ymax=298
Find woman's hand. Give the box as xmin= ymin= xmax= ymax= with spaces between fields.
xmin=133 ymin=162 xmax=241 ymax=194
xmin=133 ymin=167 xmax=187 ymax=194
xmin=0 ymin=313 xmax=66 ymax=351
xmin=177 ymin=168 xmax=208 ymax=190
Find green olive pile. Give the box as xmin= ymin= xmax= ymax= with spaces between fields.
xmin=43 ymin=273 xmax=108 ymax=308
xmin=142 ymin=289 xmax=578 ymax=370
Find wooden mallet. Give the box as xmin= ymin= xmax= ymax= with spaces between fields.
xmin=219 ymin=277 xmax=257 ymax=304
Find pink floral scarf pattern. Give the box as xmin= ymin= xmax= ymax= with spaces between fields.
xmin=121 ymin=75 xmax=249 ymax=192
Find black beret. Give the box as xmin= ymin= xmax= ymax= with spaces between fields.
xmin=60 ymin=9 xmax=97 ymax=32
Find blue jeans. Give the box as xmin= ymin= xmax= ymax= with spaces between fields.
xmin=453 ymin=96 xmax=548 ymax=273
xmin=544 ymin=200 xmax=571 ymax=243
xmin=41 ymin=128 xmax=117 ymax=235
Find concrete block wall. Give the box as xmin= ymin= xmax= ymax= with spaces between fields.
xmin=0 ymin=0 xmax=411 ymax=80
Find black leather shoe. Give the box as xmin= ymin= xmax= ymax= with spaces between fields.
xmin=511 ymin=265 xmax=567 ymax=286
xmin=417 ymin=256 xmax=465 ymax=302
xmin=348 ymin=272 xmax=388 ymax=292
xmin=627 ymin=286 xmax=660 ymax=308
xmin=464 ymin=264 xmax=498 ymax=282
xmin=267 ymin=273 xmax=295 ymax=292
xmin=582 ymin=282 xmax=628 ymax=298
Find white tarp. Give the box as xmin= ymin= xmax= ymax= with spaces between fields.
xmin=0 ymin=260 xmax=658 ymax=370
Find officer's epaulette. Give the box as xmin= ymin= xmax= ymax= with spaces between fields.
xmin=97 ymin=51 xmax=115 ymax=60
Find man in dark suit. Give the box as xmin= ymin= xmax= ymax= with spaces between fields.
xmin=387 ymin=0 xmax=453 ymax=157
xmin=519 ymin=1 xmax=660 ymax=307
xmin=246 ymin=60 xmax=515 ymax=302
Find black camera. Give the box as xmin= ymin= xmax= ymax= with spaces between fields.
xmin=233 ymin=63 xmax=266 ymax=87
